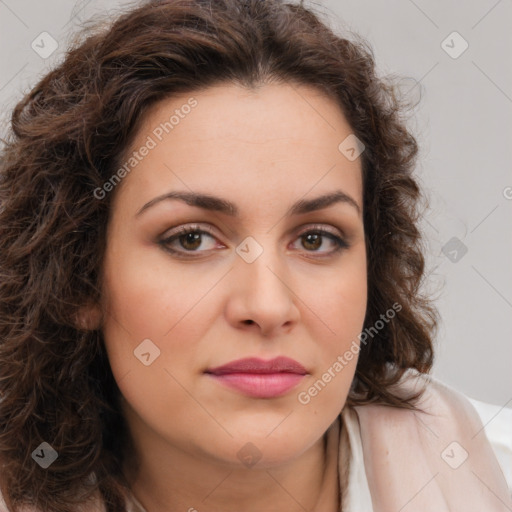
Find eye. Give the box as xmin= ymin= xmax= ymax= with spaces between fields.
xmin=159 ymin=224 xmax=224 ymax=257
xmin=159 ymin=223 xmax=349 ymax=259
xmin=290 ymin=225 xmax=349 ymax=256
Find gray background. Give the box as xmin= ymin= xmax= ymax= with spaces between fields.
xmin=1 ymin=0 xmax=511 ymax=406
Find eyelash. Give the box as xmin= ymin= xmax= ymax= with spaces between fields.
xmin=158 ymin=223 xmax=349 ymax=259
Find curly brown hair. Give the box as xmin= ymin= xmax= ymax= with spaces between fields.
xmin=0 ymin=0 xmax=437 ymax=510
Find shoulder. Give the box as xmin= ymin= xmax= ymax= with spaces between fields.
xmin=349 ymin=370 xmax=512 ymax=508
xmin=354 ymin=369 xmax=499 ymax=440
xmin=350 ymin=369 xmax=488 ymax=461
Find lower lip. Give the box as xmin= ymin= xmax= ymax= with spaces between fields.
xmin=206 ymin=372 xmax=305 ymax=398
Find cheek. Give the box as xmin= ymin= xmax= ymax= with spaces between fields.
xmin=315 ymin=248 xmax=367 ymax=339
xmin=296 ymin=274 xmax=366 ymax=413
xmin=99 ymin=252 xmax=209 ymax=423
xmin=101 ymin=243 xmax=221 ymax=337
xmin=99 ymin=243 xmax=228 ymax=392
xmin=299 ymin=249 xmax=367 ymax=398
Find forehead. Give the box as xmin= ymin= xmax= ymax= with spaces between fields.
xmin=113 ymin=82 xmax=363 ymax=216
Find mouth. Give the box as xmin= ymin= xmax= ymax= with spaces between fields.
xmin=204 ymin=356 xmax=308 ymax=399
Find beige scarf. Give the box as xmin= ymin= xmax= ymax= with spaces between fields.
xmin=337 ymin=372 xmax=512 ymax=511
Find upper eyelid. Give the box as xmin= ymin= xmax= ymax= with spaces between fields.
xmin=161 ymin=222 xmax=345 ymax=242
xmin=162 ymin=224 xmax=218 ymax=240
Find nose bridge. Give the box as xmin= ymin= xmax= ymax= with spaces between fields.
xmin=235 ymin=235 xmax=288 ymax=299
xmin=230 ymin=234 xmax=298 ymax=330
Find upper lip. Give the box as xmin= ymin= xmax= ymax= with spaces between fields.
xmin=205 ymin=356 xmax=308 ymax=375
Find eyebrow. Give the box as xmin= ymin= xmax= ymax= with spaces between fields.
xmin=135 ymin=189 xmax=361 ymax=218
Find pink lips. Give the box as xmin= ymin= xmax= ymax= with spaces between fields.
xmin=205 ymin=356 xmax=308 ymax=398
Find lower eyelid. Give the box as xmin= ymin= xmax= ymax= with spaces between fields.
xmin=292 ymin=231 xmax=348 ymax=251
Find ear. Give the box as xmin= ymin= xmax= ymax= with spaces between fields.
xmin=74 ymin=302 xmax=103 ymax=330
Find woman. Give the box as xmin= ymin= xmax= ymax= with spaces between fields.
xmin=0 ymin=0 xmax=510 ymax=511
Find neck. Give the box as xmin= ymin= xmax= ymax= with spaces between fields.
xmin=122 ymin=413 xmax=341 ymax=512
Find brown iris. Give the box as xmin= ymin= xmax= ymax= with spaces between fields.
xmin=302 ymin=232 xmax=322 ymax=251
xmin=179 ymin=232 xmax=202 ymax=250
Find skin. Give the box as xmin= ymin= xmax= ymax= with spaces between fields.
xmin=87 ymin=82 xmax=367 ymax=512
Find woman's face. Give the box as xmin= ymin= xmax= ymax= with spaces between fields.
xmin=98 ymin=82 xmax=367 ymax=469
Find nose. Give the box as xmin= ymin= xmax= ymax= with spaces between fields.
xmin=224 ymin=243 xmax=300 ymax=338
